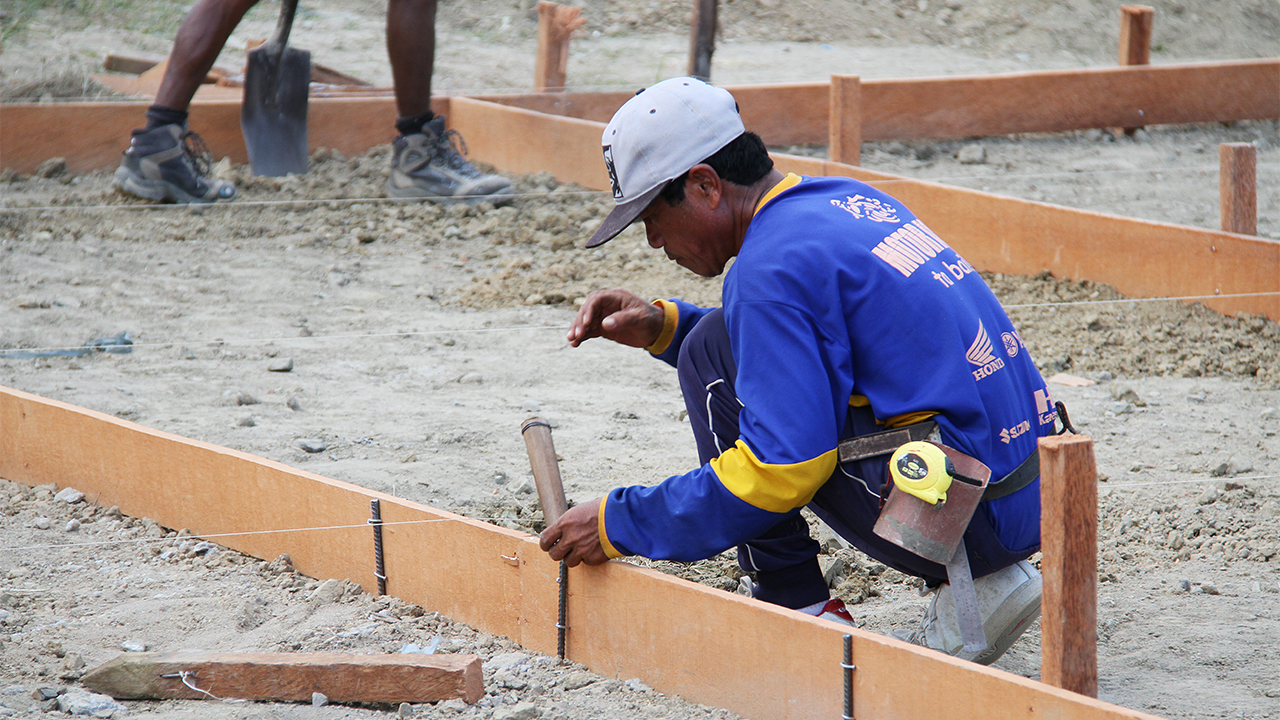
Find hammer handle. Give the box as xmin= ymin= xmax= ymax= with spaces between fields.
xmin=521 ymin=416 xmax=569 ymax=525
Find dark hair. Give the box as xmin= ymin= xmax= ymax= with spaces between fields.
xmin=658 ymin=131 xmax=773 ymax=205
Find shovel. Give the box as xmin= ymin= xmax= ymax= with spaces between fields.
xmin=241 ymin=0 xmax=310 ymax=176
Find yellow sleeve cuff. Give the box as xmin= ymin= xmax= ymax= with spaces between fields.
xmin=643 ymin=299 xmax=679 ymax=355
xmin=598 ymin=496 xmax=624 ymax=559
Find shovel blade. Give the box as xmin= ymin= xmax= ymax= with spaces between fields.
xmin=241 ymin=44 xmax=310 ymax=177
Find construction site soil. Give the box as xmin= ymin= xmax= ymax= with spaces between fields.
xmin=2 ymin=0 xmax=1279 ymax=719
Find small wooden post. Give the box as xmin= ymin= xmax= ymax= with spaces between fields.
xmin=688 ymin=0 xmax=718 ymax=80
xmin=535 ymin=2 xmax=585 ymax=92
xmin=1118 ymin=5 xmax=1154 ymax=135
xmin=828 ymin=75 xmax=861 ymax=166
xmin=1039 ymin=434 xmax=1098 ymax=698
xmin=1220 ymin=143 xmax=1258 ymax=236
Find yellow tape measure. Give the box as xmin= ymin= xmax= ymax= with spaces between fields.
xmin=889 ymin=441 xmax=955 ymax=505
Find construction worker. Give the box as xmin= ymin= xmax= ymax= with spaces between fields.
xmin=113 ymin=0 xmax=510 ymax=204
xmin=540 ymin=77 xmax=1053 ymax=664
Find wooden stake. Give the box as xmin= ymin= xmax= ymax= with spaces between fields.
xmin=688 ymin=0 xmax=718 ymax=80
xmin=535 ymin=2 xmax=584 ymax=92
xmin=1220 ymin=142 xmax=1258 ymax=236
xmin=1039 ymin=434 xmax=1098 ymax=698
xmin=1118 ymin=6 xmax=1154 ymax=66
xmin=81 ymin=652 xmax=483 ymax=704
xmin=1118 ymin=6 xmax=1154 ymax=135
xmin=828 ymin=75 xmax=861 ymax=166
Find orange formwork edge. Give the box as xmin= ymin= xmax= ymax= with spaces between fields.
xmin=0 ymin=383 xmax=1166 ymax=720
xmin=446 ymin=98 xmax=1280 ymax=322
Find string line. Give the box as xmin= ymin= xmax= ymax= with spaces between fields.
xmin=0 ymin=516 xmax=514 ymax=552
xmin=4 ymin=162 xmax=1274 ymax=215
xmin=0 ymin=324 xmax=566 ymax=357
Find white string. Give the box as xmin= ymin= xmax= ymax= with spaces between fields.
xmin=3 ymin=162 xmax=1272 ymax=215
xmin=1104 ymin=473 xmax=1279 ymax=490
xmin=1004 ymin=290 xmax=1280 ymax=310
xmin=0 ymin=324 xmax=566 ymax=357
xmin=0 ymin=188 xmax=608 ymax=214
xmin=0 ymin=516 xmax=512 ymax=552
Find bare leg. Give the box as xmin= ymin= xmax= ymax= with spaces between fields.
xmin=386 ymin=0 xmax=437 ymax=119
xmin=154 ymin=0 xmax=261 ymax=111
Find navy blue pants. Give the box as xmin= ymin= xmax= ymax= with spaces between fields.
xmin=676 ymin=309 xmax=1031 ymax=609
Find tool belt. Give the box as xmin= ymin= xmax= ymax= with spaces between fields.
xmin=836 ymin=399 xmax=1076 ymax=502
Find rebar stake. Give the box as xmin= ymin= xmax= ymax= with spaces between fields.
xmin=556 ymin=560 xmax=568 ymax=660
xmin=842 ymin=634 xmax=855 ymax=720
xmin=369 ymin=498 xmax=387 ymax=596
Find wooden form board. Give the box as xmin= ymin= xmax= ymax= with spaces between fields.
xmin=479 ymin=59 xmax=1279 ymax=146
xmin=0 ymin=96 xmax=445 ymax=175
xmin=0 ymin=383 xmax=1165 ymax=720
xmin=7 ymin=58 xmax=1273 ymax=176
xmin=445 ymin=98 xmax=1280 ymax=322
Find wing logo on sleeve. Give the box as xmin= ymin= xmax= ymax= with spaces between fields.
xmin=831 ymin=194 xmax=900 ymax=223
xmin=967 ymin=320 xmax=1005 ymax=381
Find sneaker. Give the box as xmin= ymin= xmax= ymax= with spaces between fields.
xmin=896 ymin=560 xmax=1042 ymax=665
xmin=114 ymin=124 xmax=236 ymax=204
xmin=386 ymin=117 xmax=513 ymax=203
xmin=813 ymin=598 xmax=856 ymax=626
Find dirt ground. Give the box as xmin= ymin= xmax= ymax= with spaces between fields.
xmin=2 ymin=0 xmax=1280 ymax=719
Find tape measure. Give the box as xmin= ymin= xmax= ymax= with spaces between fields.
xmin=889 ymin=441 xmax=955 ymax=505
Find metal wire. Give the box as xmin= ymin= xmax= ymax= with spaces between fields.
xmin=557 ymin=560 xmax=569 ymax=660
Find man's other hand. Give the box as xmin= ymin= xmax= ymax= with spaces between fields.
xmin=566 ymin=289 xmax=664 ymax=349
xmin=540 ymin=499 xmax=609 ymax=567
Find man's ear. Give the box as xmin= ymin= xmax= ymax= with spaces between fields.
xmin=687 ymin=164 xmax=722 ymax=207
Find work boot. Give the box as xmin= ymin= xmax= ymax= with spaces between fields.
xmin=386 ymin=116 xmax=513 ymax=203
xmin=113 ymin=124 xmax=236 ymax=204
xmin=895 ymin=560 xmax=1042 ymax=665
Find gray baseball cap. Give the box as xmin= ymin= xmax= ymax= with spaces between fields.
xmin=586 ymin=77 xmax=745 ymax=248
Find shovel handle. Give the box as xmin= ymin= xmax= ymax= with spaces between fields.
xmin=521 ymin=416 xmax=569 ymax=525
xmin=270 ymin=0 xmax=300 ymax=49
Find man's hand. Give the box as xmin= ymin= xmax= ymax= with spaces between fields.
xmin=539 ymin=499 xmax=609 ymax=567
xmin=567 ymin=289 xmax=664 ymax=349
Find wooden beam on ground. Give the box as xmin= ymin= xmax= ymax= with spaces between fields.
xmin=1220 ymin=142 xmax=1258 ymax=236
xmin=828 ymin=75 xmax=861 ymax=166
xmin=103 ymin=54 xmax=166 ymax=75
xmin=1 ymin=385 xmax=1168 ymax=720
xmin=688 ymin=0 xmax=718 ymax=80
xmin=534 ymin=2 xmax=585 ymax=92
xmin=81 ymin=651 xmax=483 ymax=704
xmin=1038 ymin=435 xmax=1099 ymax=698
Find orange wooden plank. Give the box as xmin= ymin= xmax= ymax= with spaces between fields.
xmin=0 ymin=96 xmax=446 ymax=174
xmin=446 ymin=96 xmax=608 ymax=191
xmin=0 ymin=384 xmax=1173 ymax=720
xmin=1220 ymin=143 xmax=1258 ymax=236
xmin=1039 ymin=435 xmax=1099 ymax=698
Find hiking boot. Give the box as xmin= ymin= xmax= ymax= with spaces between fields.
xmin=895 ymin=560 xmax=1042 ymax=665
xmin=386 ymin=117 xmax=513 ymax=203
xmin=114 ymin=124 xmax=236 ymax=204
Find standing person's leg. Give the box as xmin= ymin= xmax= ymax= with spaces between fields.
xmin=385 ymin=0 xmax=512 ymax=202
xmin=675 ymin=309 xmax=829 ymax=612
xmin=114 ymin=0 xmax=253 ymax=203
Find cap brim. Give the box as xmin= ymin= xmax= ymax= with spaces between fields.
xmin=585 ymin=183 xmax=665 ymax=248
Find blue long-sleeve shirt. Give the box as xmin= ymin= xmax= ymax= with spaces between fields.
xmin=598 ymin=174 xmax=1053 ymax=562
